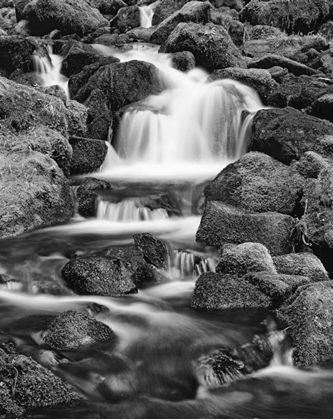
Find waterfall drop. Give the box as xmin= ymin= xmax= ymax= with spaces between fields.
xmin=139 ymin=4 xmax=155 ymax=28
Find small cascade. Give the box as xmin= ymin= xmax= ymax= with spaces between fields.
xmin=268 ymin=328 xmax=294 ymax=367
xmin=195 ymin=258 xmax=216 ymax=276
xmin=96 ymin=198 xmax=169 ymax=222
xmin=139 ymin=4 xmax=155 ymax=28
xmin=172 ymin=250 xmax=217 ymax=278
xmin=32 ymin=45 xmax=69 ymax=99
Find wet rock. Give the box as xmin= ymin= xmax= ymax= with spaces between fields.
xmin=73 ymin=60 xmax=162 ymax=112
xmin=69 ymin=137 xmax=107 ymax=175
xmin=276 ymin=281 xmax=333 ymax=366
xmin=110 ymin=5 xmax=141 ymax=33
xmin=150 ymin=1 xmax=210 ymax=44
xmin=216 ymin=242 xmax=277 ymax=277
xmin=60 ymin=41 xmax=102 ymax=78
xmin=196 ymin=201 xmax=294 ymax=256
xmin=20 ymin=0 xmax=109 ymax=36
xmin=62 ymin=257 xmax=138 ymax=296
xmin=191 ymin=272 xmax=272 ymax=310
xmin=172 ymin=51 xmax=196 ymax=71
xmin=309 ymin=93 xmax=333 ymax=123
xmin=133 ymin=232 xmax=170 ymax=270
xmin=249 ymin=107 xmax=333 ymax=165
xmin=194 ymin=334 xmax=273 ymax=387
xmin=240 ymin=0 xmax=331 ymax=35
xmin=76 ymin=177 xmax=113 ymax=217
xmin=205 ymin=152 xmax=305 ymax=215
xmin=0 ymin=349 xmax=81 ymax=416
xmin=209 ymin=67 xmax=277 ymax=103
xmin=0 ymin=76 xmax=87 ymax=138
xmin=89 ymin=0 xmax=127 ymax=15
xmin=0 ymin=150 xmax=74 ymax=238
xmin=41 ymin=310 xmax=115 ymax=350
xmin=248 ymin=54 xmax=319 ymax=77
xmin=273 ymin=252 xmax=329 ymax=283
xmin=164 ymin=22 xmax=245 ymax=72
xmin=267 ymin=74 xmax=333 ymax=110
xmin=84 ymin=88 xmax=112 ymax=140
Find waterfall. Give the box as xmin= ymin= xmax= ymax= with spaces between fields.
xmin=32 ymin=45 xmax=69 ymax=99
xmin=139 ymin=4 xmax=155 ymax=28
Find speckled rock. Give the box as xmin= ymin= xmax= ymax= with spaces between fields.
xmin=133 ymin=232 xmax=170 ymax=270
xmin=69 ymin=137 xmax=107 ymax=175
xmin=172 ymin=51 xmax=196 ymax=71
xmin=76 ymin=177 xmax=113 ymax=217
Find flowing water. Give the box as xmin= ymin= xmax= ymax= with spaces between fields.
xmin=139 ymin=4 xmax=155 ymax=28
xmin=1 ymin=43 xmax=333 ymax=418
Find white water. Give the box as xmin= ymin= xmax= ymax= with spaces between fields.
xmin=32 ymin=46 xmax=69 ymax=99
xmin=139 ymin=4 xmax=155 ymax=28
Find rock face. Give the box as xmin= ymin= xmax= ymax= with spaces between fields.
xmin=69 ymin=137 xmax=107 ymax=175
xmin=216 ymin=242 xmax=277 ymax=277
xmin=41 ymin=310 xmax=116 ymax=350
xmin=62 ymin=257 xmax=138 ymax=296
xmin=20 ymin=0 xmax=109 ymax=36
xmin=60 ymin=41 xmax=102 ymax=78
xmin=164 ymin=22 xmax=245 ymax=72
xmin=277 ymin=281 xmax=333 ymax=366
xmin=205 ymin=152 xmax=305 ymax=215
xmin=249 ymin=107 xmax=333 ymax=165
xmin=110 ymin=5 xmax=141 ymax=33
xmin=133 ymin=233 xmax=170 ymax=270
xmin=191 ymin=272 xmax=272 ymax=309
xmin=76 ymin=177 xmax=113 ymax=217
xmin=240 ymin=0 xmax=331 ymax=34
xmin=196 ymin=201 xmax=294 ymax=256
xmin=273 ymin=252 xmax=329 ymax=283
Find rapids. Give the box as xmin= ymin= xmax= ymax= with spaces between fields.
xmin=2 ymin=43 xmax=333 ymax=418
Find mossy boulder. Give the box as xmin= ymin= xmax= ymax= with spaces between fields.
xmin=110 ymin=5 xmax=141 ymax=33
xmin=172 ymin=51 xmax=196 ymax=71
xmin=133 ymin=232 xmax=170 ymax=270
xmin=60 ymin=41 xmax=102 ymax=78
xmin=69 ymin=137 xmax=107 ymax=175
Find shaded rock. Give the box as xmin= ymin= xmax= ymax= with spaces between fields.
xmin=273 ymin=252 xmax=329 ymax=283
xmin=249 ymin=107 xmax=333 ymax=165
xmin=150 ymin=1 xmax=210 ymax=44
xmin=172 ymin=50 xmax=196 ymax=71
xmin=248 ymin=54 xmax=319 ymax=77
xmin=41 ymin=310 xmax=115 ymax=350
xmin=69 ymin=137 xmax=107 ymax=175
xmin=247 ymin=24 xmax=283 ymax=40
xmin=127 ymin=27 xmax=153 ymax=42
xmin=89 ymin=0 xmax=127 ymax=15
xmin=133 ymin=232 xmax=170 ymax=270
xmin=152 ymin=0 xmax=190 ymax=25
xmin=84 ymin=88 xmax=112 ymax=140
xmin=76 ymin=177 xmax=113 ymax=217
xmin=210 ymin=67 xmax=277 ymax=103
xmin=191 ymin=272 xmax=272 ymax=309
xmin=267 ymin=74 xmax=333 ymax=110
xmin=21 ymin=0 xmax=109 ymax=36
xmin=164 ymin=22 xmax=245 ymax=72
xmin=276 ymin=281 xmax=333 ymax=366
xmin=267 ymin=66 xmax=288 ymax=83
xmin=292 ymin=151 xmax=329 ymax=179
xmin=92 ymin=31 xmax=131 ymax=45
xmin=196 ymin=201 xmax=294 ymax=256
xmin=62 ymin=257 xmax=138 ymax=296
xmin=60 ymin=41 xmax=102 ymax=78
xmin=309 ymin=93 xmax=333 ymax=123
xmin=319 ymin=20 xmax=333 ymax=41
xmin=210 ymin=0 xmax=243 ymax=11
xmin=73 ymin=60 xmax=162 ymax=112
xmin=240 ymin=0 xmax=331 ymax=35
xmin=110 ymin=5 xmax=141 ymax=33
xmin=216 ymin=242 xmax=277 ymax=277
xmin=205 ymin=152 xmax=305 ymax=215
xmin=0 ymin=151 xmax=74 ymax=238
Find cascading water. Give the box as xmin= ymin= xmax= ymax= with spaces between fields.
xmin=139 ymin=4 xmax=155 ymax=28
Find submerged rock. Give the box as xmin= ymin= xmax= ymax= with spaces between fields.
xmin=272 ymin=252 xmax=329 ymax=283
xmin=196 ymin=201 xmax=294 ymax=256
xmin=41 ymin=309 xmax=115 ymax=350
xmin=216 ymin=242 xmax=277 ymax=277
xmin=191 ymin=272 xmax=272 ymax=310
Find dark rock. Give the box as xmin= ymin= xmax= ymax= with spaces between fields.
xmin=216 ymin=242 xmax=277 ymax=277
xmin=267 ymin=66 xmax=288 ymax=83
xmin=211 ymin=0 xmax=243 ymax=11
xmin=150 ymin=1 xmax=210 ymax=44
xmin=319 ymin=20 xmax=333 ymax=41
xmin=152 ymin=0 xmax=190 ymax=26
xmin=292 ymin=151 xmax=329 ymax=179
xmin=76 ymin=177 xmax=113 ymax=217
xmin=276 ymin=281 xmax=333 ymax=366
xmin=84 ymin=88 xmax=113 ymax=140
xmin=249 ymin=107 xmax=333 ymax=165
xmin=240 ymin=0 xmax=331 ymax=35
xmin=133 ymin=232 xmax=170 ymax=270
xmin=70 ymin=137 xmax=107 ymax=175
xmin=209 ymin=67 xmax=277 ymax=103
xmin=127 ymin=27 xmax=153 ymax=42
xmin=196 ymin=201 xmax=294 ymax=256
xmin=205 ymin=152 xmax=305 ymax=215
xmin=60 ymin=41 xmax=102 ymax=78
xmin=92 ymin=31 xmax=131 ymax=45
xmin=62 ymin=257 xmax=138 ymax=296
xmin=41 ymin=309 xmax=115 ymax=350
xmin=273 ymin=252 xmax=329 ymax=283
xmin=191 ymin=272 xmax=272 ymax=309
xmin=110 ymin=5 xmax=141 ymax=33
xmin=164 ymin=22 xmax=245 ymax=72
xmin=267 ymin=74 xmax=333 ymax=110
xmin=248 ymin=54 xmax=319 ymax=77
xmin=89 ymin=0 xmax=127 ymax=15
xmin=309 ymin=93 xmax=333 ymax=123
xmin=21 ymin=0 xmax=109 ymax=36
xmin=172 ymin=51 xmax=196 ymax=71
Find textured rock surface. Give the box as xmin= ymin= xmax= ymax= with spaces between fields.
xmin=76 ymin=177 xmax=113 ymax=217
xmin=69 ymin=138 xmax=107 ymax=175
xmin=133 ymin=233 xmax=170 ymax=270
